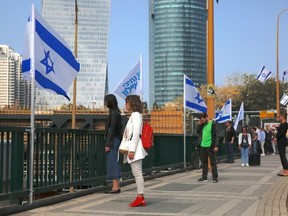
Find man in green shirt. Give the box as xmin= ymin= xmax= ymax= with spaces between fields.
xmin=196 ymin=113 xmax=219 ymax=183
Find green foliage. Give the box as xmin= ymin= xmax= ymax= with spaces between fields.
xmin=226 ymin=73 xmax=288 ymax=111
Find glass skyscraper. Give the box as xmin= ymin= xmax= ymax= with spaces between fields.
xmin=149 ymin=0 xmax=207 ymax=107
xmin=37 ymin=0 xmax=111 ymax=110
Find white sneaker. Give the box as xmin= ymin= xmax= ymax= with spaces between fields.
xmin=261 ymin=154 xmax=265 ymax=156
xmin=246 ymin=163 xmax=249 ymax=167
xmin=241 ymin=163 xmax=245 ymax=167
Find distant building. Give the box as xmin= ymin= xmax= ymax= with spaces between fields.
xmin=149 ymin=0 xmax=207 ymax=107
xmin=0 ymin=45 xmax=30 ymax=109
xmin=37 ymin=0 xmax=111 ymax=110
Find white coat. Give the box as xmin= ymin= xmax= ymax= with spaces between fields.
xmin=122 ymin=112 xmax=148 ymax=164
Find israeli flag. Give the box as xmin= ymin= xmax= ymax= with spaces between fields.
xmin=256 ymin=66 xmax=272 ymax=84
xmin=233 ymin=102 xmax=244 ymax=130
xmin=184 ymin=75 xmax=207 ymax=113
xmin=280 ymin=94 xmax=288 ymax=106
xmin=282 ymin=70 xmax=288 ymax=82
xmin=113 ymin=57 xmax=142 ymax=100
xmin=215 ymin=99 xmax=232 ymax=123
xmin=22 ymin=5 xmax=80 ymax=100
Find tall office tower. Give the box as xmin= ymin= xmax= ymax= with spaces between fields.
xmin=0 ymin=45 xmax=30 ymax=108
xmin=149 ymin=0 xmax=207 ymax=107
xmin=37 ymin=0 xmax=111 ymax=110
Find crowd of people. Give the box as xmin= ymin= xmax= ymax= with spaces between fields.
xmin=103 ymin=93 xmax=288 ymax=207
xmin=195 ymin=111 xmax=288 ymax=183
xmin=225 ymin=121 xmax=280 ymax=167
xmin=222 ymin=113 xmax=288 ymax=177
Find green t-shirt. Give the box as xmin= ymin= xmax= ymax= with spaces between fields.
xmin=201 ymin=121 xmax=213 ymax=147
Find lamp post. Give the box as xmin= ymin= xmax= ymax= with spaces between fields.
xmin=70 ymin=0 xmax=78 ymax=193
xmin=207 ymin=0 xmax=215 ymax=118
xmin=276 ymin=8 xmax=288 ymax=116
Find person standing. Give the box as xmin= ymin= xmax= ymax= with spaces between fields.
xmin=224 ymin=121 xmax=237 ymax=163
xmin=251 ymin=127 xmax=260 ymax=154
xmin=238 ymin=127 xmax=251 ymax=166
xmin=122 ymin=95 xmax=148 ymax=207
xmin=271 ymin=128 xmax=278 ymax=155
xmin=104 ymin=94 xmax=122 ymax=193
xmin=275 ymin=112 xmax=288 ymax=176
xmin=197 ymin=113 xmax=219 ymax=183
xmin=259 ymin=128 xmax=266 ymax=156
xmin=264 ymin=125 xmax=273 ymax=154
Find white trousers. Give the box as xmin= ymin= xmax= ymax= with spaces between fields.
xmin=261 ymin=141 xmax=265 ymax=155
xmin=130 ymin=159 xmax=144 ymax=195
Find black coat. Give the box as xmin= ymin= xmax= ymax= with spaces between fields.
xmin=104 ymin=109 xmax=122 ymax=147
xmin=276 ymin=122 xmax=288 ymax=146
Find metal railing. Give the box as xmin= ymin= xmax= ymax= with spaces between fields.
xmin=0 ymin=127 xmax=229 ymax=207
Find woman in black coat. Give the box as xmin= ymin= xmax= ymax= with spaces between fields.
xmin=104 ymin=94 xmax=122 ymax=193
xmin=275 ymin=112 xmax=288 ymax=176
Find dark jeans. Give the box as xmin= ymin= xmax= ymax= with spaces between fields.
xmin=106 ymin=137 xmax=121 ymax=180
xmin=200 ymin=147 xmax=218 ymax=180
xmin=278 ymin=144 xmax=288 ymax=170
xmin=226 ymin=142 xmax=234 ymax=163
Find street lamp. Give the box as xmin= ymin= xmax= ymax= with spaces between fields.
xmin=276 ymin=8 xmax=288 ymax=116
xmin=207 ymin=0 xmax=215 ymax=118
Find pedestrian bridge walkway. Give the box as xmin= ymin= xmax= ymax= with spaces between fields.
xmin=11 ymin=154 xmax=288 ymax=216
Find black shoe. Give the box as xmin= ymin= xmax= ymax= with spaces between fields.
xmin=104 ymin=189 xmax=121 ymax=194
xmin=197 ymin=177 xmax=207 ymax=182
xmin=213 ymin=179 xmax=218 ymax=183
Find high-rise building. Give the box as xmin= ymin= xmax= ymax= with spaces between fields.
xmin=0 ymin=45 xmax=30 ymax=108
xmin=149 ymin=0 xmax=207 ymax=107
xmin=37 ymin=0 xmax=111 ymax=110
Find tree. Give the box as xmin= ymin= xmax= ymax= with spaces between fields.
xmin=226 ymin=73 xmax=288 ymax=111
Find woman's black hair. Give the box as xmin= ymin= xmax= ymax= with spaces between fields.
xmin=125 ymin=95 xmax=143 ymax=113
xmin=241 ymin=127 xmax=247 ymax=132
xmin=104 ymin=94 xmax=120 ymax=112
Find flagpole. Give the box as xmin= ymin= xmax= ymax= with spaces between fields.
xmin=28 ymin=4 xmax=36 ymax=205
xmin=70 ymin=0 xmax=78 ymax=193
xmin=72 ymin=0 xmax=78 ymax=129
xmin=242 ymin=102 xmax=245 ymax=127
xmin=207 ymin=0 xmax=215 ymax=118
xmin=276 ymin=9 xmax=288 ymax=116
xmin=183 ymin=75 xmax=187 ymax=168
xmin=140 ymin=53 xmax=143 ymax=101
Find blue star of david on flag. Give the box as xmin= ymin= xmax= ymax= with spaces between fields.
xmin=40 ymin=50 xmax=55 ymax=74
xmin=256 ymin=66 xmax=272 ymax=83
xmin=195 ymin=92 xmax=204 ymax=104
xmin=184 ymin=75 xmax=207 ymax=113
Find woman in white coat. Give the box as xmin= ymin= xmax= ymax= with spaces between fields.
xmin=123 ymin=95 xmax=148 ymax=207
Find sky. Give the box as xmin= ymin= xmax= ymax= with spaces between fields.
xmin=1 ymin=0 xmax=288 ymax=107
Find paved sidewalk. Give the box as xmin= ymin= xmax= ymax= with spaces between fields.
xmin=13 ymin=154 xmax=288 ymax=216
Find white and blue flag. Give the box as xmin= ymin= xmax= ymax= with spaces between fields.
xmin=282 ymin=70 xmax=288 ymax=82
xmin=184 ymin=75 xmax=207 ymax=113
xmin=256 ymin=66 xmax=272 ymax=84
xmin=233 ymin=102 xmax=244 ymax=130
xmin=215 ymin=99 xmax=232 ymax=123
xmin=22 ymin=5 xmax=80 ymax=100
xmin=113 ymin=58 xmax=142 ymax=100
xmin=280 ymin=94 xmax=288 ymax=106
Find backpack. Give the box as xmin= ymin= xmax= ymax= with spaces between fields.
xmin=141 ymin=121 xmax=153 ymax=150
